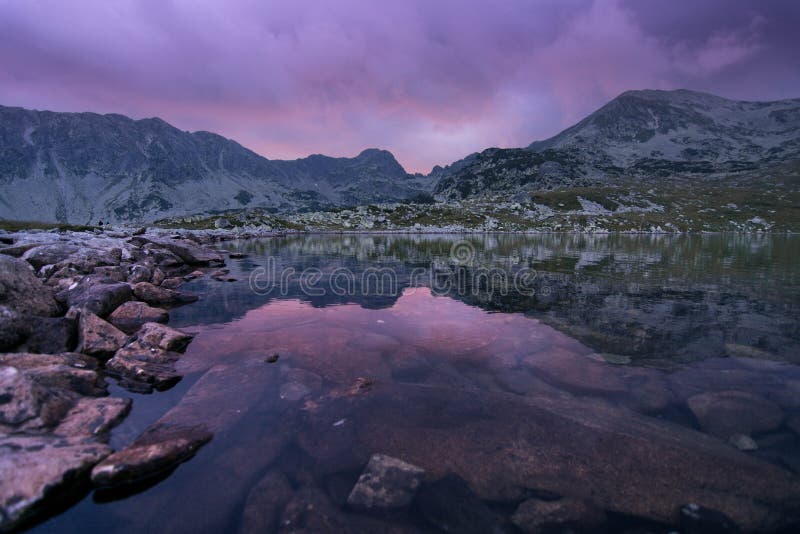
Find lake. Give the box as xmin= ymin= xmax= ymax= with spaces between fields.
xmin=33 ymin=233 xmax=800 ymax=532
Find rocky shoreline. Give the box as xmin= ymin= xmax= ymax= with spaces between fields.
xmin=0 ymin=226 xmax=249 ymax=530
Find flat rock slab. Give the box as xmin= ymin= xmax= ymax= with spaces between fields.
xmin=0 ymin=435 xmax=112 ymax=531
xmin=136 ymin=322 xmax=193 ymax=352
xmin=687 ymin=390 xmax=784 ymax=439
xmin=66 ymin=281 xmax=132 ymax=318
xmin=133 ymin=282 xmax=198 ymax=306
xmin=54 ymin=397 xmax=132 ymax=440
xmin=298 ymin=383 xmax=800 ymax=531
xmin=347 ymin=454 xmax=425 ymax=511
xmin=108 ymin=301 xmax=169 ymax=335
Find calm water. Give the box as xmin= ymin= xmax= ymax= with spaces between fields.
xmin=34 ymin=234 xmax=800 ymax=532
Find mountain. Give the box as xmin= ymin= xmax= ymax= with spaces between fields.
xmin=434 ymin=89 xmax=800 ymax=200
xmin=0 ymin=106 xmax=427 ymax=223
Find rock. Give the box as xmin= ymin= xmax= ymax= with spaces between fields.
xmin=133 ymin=282 xmax=198 ymax=306
xmin=66 ymin=281 xmax=132 ymax=318
xmin=0 ymin=365 xmax=51 ymax=427
xmin=0 ymin=306 xmax=27 ymax=351
xmin=91 ymin=424 xmax=212 ymax=487
xmin=127 ymin=264 xmax=152 ymax=284
xmin=228 ymin=252 xmax=247 ymax=259
xmin=135 ymin=322 xmax=193 ymax=352
xmin=278 ymin=487 xmax=356 ymax=533
xmin=0 ymin=435 xmax=111 ymax=531
xmin=687 ymin=390 xmax=784 ymax=439
xmin=76 ymin=311 xmax=128 ymax=359
xmin=239 ymin=471 xmax=294 ymax=533
xmin=106 ymin=344 xmax=182 ymax=390
xmin=306 ymin=382 xmax=800 ymax=531
xmin=17 ymin=315 xmax=78 ymax=354
xmin=20 ymin=243 xmax=80 ymax=271
xmin=214 ymin=218 xmax=232 ymax=229
xmin=347 ymin=454 xmax=425 ymax=511
xmin=523 ymin=350 xmax=628 ymax=395
xmin=54 ymin=397 xmax=131 ymax=439
xmin=680 ymin=502 xmax=742 ymax=534
xmin=0 ymin=256 xmax=61 ymax=316
xmin=0 ymin=242 xmax=39 ymax=258
xmin=511 ymin=497 xmax=605 ymax=533
xmin=160 ymin=277 xmax=184 ymax=289
xmin=151 ymin=268 xmax=166 ymax=287
xmin=728 ymin=433 xmax=758 ymax=451
xmin=184 ymin=270 xmax=204 ymax=280
xmin=108 ymin=301 xmax=169 ymax=335
xmin=91 ymin=265 xmax=127 ymax=283
xmin=416 ymin=474 xmax=508 ymax=534
xmin=787 ymin=415 xmax=800 ymax=437
xmin=151 ymin=239 xmax=224 ymax=266
xmin=23 ymin=364 xmax=107 ymax=397
xmin=0 ymin=352 xmax=98 ymax=371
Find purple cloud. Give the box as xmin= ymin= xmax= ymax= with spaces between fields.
xmin=0 ymin=0 xmax=797 ymax=172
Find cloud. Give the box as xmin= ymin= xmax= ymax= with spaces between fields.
xmin=0 ymin=0 xmax=796 ymax=172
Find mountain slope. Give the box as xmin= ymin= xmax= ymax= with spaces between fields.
xmin=434 ymin=89 xmax=800 ymax=200
xmin=0 ymin=106 xmax=426 ymax=223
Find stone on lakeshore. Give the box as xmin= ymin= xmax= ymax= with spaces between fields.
xmin=151 ymin=239 xmax=224 ymax=266
xmin=0 ymin=242 xmax=39 ymax=258
xmin=91 ymin=265 xmax=127 ymax=283
xmin=228 ymin=252 xmax=247 ymax=259
xmin=0 ymin=306 xmax=29 ymax=351
xmin=17 ymin=315 xmax=78 ymax=354
xmin=687 ymin=390 xmax=784 ymax=439
xmin=0 ymin=435 xmax=112 ymax=531
xmin=133 ymin=282 xmax=198 ymax=306
xmin=0 ymin=365 xmax=50 ymax=427
xmin=184 ymin=270 xmax=204 ymax=280
xmin=108 ymin=301 xmax=169 ymax=335
xmin=127 ymin=264 xmax=152 ymax=284
xmin=66 ymin=281 xmax=132 ymax=318
xmin=511 ymin=497 xmax=605 ymax=533
xmin=347 ymin=454 xmax=425 ymax=511
xmin=106 ymin=344 xmax=182 ymax=390
xmin=239 ymin=471 xmax=293 ymax=533
xmin=151 ymin=268 xmax=165 ymax=286
xmin=20 ymin=243 xmax=80 ymax=271
xmin=0 ymin=352 xmax=98 ymax=371
xmin=136 ymin=322 xmax=193 ymax=352
xmin=159 ymin=277 xmax=184 ymax=289
xmin=54 ymin=397 xmax=131 ymax=439
xmin=0 ymin=256 xmax=61 ymax=316
xmin=91 ymin=424 xmax=212 ymax=487
xmin=76 ymin=311 xmax=128 ymax=359
xmin=23 ymin=363 xmax=107 ymax=397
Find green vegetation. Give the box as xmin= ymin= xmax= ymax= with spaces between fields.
xmin=0 ymin=220 xmax=98 ymax=232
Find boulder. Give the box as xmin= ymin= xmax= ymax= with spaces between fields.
xmin=151 ymin=268 xmax=166 ymax=286
xmin=127 ymin=264 xmax=152 ymax=284
xmin=347 ymin=454 xmax=425 ymax=511
xmin=23 ymin=364 xmax=107 ymax=397
xmin=687 ymin=390 xmax=784 ymax=439
xmin=76 ymin=311 xmax=128 ymax=359
xmin=91 ymin=423 xmax=212 ymax=487
xmin=0 ymin=365 xmax=50 ymax=427
xmin=0 ymin=256 xmax=61 ymax=316
xmin=135 ymin=322 xmax=193 ymax=352
xmin=16 ymin=315 xmax=78 ymax=354
xmin=159 ymin=277 xmax=184 ymax=290
xmin=0 ymin=242 xmax=39 ymax=258
xmin=0 ymin=435 xmax=111 ymax=531
xmin=133 ymin=282 xmax=198 ymax=306
xmin=151 ymin=239 xmax=224 ymax=266
xmin=66 ymin=281 xmax=132 ymax=318
xmin=680 ymin=502 xmax=742 ymax=534
xmin=416 ymin=474 xmax=508 ymax=534
xmin=239 ymin=471 xmax=294 ymax=533
xmin=20 ymin=243 xmax=80 ymax=271
xmin=106 ymin=344 xmax=182 ymax=390
xmin=0 ymin=351 xmax=98 ymax=371
xmin=54 ymin=397 xmax=131 ymax=439
xmin=140 ymin=245 xmax=184 ymax=269
xmin=511 ymin=498 xmax=605 ymax=533
xmin=0 ymin=306 xmax=28 ymax=351
xmin=108 ymin=301 xmax=169 ymax=335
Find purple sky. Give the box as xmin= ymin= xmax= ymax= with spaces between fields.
xmin=1 ymin=0 xmax=798 ymax=173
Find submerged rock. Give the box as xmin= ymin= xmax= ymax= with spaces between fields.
xmin=347 ymin=454 xmax=425 ymax=511
xmin=108 ymin=301 xmax=169 ymax=335
xmin=239 ymin=471 xmax=294 ymax=533
xmin=728 ymin=433 xmax=758 ymax=451
xmin=511 ymin=497 xmax=605 ymax=533
xmin=76 ymin=311 xmax=128 ymax=359
xmin=416 ymin=474 xmax=508 ymax=534
xmin=687 ymin=390 xmax=784 ymax=439
xmin=0 ymin=435 xmax=111 ymax=531
xmin=680 ymin=502 xmax=742 ymax=534
xmin=91 ymin=424 xmax=212 ymax=487
xmin=106 ymin=343 xmax=182 ymax=390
